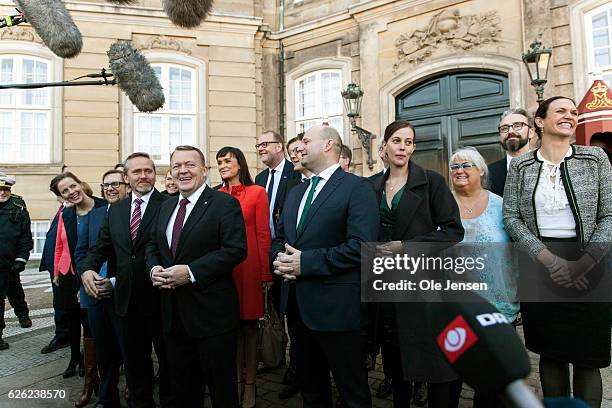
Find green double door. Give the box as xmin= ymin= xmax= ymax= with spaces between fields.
xmin=395 ymin=71 xmax=510 ymax=179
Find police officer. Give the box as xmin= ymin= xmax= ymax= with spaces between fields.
xmin=0 ymin=173 xmax=33 ymax=350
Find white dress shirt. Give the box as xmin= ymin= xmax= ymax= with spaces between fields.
xmin=131 ymin=189 xmax=153 ymax=218
xmin=163 ymin=183 xmax=208 ymax=283
xmin=296 ymin=163 xmax=340 ymax=227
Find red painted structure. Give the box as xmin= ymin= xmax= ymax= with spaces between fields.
xmin=576 ymin=79 xmax=612 ymax=148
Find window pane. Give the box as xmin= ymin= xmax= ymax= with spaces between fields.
xmin=20 ymin=111 xmax=48 ymax=162
xmin=169 ymin=67 xmax=193 ymax=111
xmin=328 ymin=116 xmax=343 ymax=138
xmin=169 ymin=117 xmax=194 ymax=151
xmin=321 ymin=72 xmax=342 ymax=116
xmin=22 ymin=59 xmax=48 ymax=106
xmin=299 ymin=75 xmax=316 ymax=118
xmin=595 ymin=48 xmax=611 ymax=67
xmin=0 ymin=58 xmax=13 ymax=105
xmin=593 ymin=28 xmax=610 ymax=48
xmin=592 ymin=11 xmax=609 ymax=29
xmin=0 ymin=112 xmax=12 ymax=161
xmin=138 ymin=116 xmax=162 ymax=161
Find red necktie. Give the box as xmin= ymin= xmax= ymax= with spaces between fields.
xmin=130 ymin=198 xmax=143 ymax=241
xmin=171 ymin=198 xmax=190 ymax=257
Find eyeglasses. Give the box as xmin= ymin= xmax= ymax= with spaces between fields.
xmin=288 ymin=147 xmax=304 ymax=157
xmin=450 ymin=162 xmax=478 ymax=171
xmin=255 ymin=141 xmax=281 ymax=149
xmin=498 ymin=122 xmax=530 ymax=134
xmin=100 ymin=181 xmax=127 ymax=190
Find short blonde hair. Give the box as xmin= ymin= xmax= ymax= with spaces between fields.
xmin=450 ymin=147 xmax=488 ymax=189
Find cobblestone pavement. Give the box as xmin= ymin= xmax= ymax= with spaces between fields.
xmin=1 ymin=268 xmax=610 ymax=407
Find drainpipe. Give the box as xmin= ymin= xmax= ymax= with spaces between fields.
xmin=279 ymin=0 xmax=285 ymax=136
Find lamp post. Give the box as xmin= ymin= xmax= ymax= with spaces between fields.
xmin=522 ymin=39 xmax=552 ymax=104
xmin=341 ymin=83 xmax=376 ymax=170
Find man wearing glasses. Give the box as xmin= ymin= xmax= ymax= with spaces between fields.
xmin=488 ymin=108 xmax=535 ymax=197
xmin=255 ymin=131 xmax=300 ymax=355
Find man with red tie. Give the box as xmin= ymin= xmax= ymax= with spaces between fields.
xmin=146 ymin=145 xmax=247 ymax=407
xmin=81 ymin=152 xmax=172 ymax=408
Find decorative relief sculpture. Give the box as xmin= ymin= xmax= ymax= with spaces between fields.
xmin=137 ymin=35 xmax=192 ymax=55
xmin=393 ymin=9 xmax=501 ymax=71
xmin=0 ymin=27 xmax=41 ymax=43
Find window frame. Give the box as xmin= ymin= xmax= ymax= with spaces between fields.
xmin=132 ymin=63 xmax=198 ymax=164
xmin=585 ymin=4 xmax=612 ymax=80
xmin=30 ymin=219 xmax=50 ymax=260
xmin=294 ymin=69 xmax=344 ymax=137
xmin=0 ymin=42 xmax=63 ymax=166
xmin=285 ymin=58 xmax=351 ymax=144
xmin=122 ymin=52 xmax=207 ymax=166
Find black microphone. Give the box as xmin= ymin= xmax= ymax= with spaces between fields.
xmin=107 ymin=42 xmax=165 ymax=113
xmin=13 ymin=0 xmax=83 ymax=59
xmin=427 ymin=292 xmax=542 ymax=408
xmin=163 ymin=0 xmax=214 ymax=28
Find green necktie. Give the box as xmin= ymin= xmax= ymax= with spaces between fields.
xmin=296 ymin=176 xmax=321 ymax=234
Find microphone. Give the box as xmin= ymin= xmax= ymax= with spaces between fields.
xmin=107 ymin=42 xmax=165 ymax=113
xmin=427 ymin=291 xmax=540 ymax=408
xmin=13 ymin=0 xmax=83 ymax=59
xmin=163 ymin=0 xmax=214 ymax=28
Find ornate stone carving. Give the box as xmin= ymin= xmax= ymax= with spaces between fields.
xmin=393 ymin=9 xmax=501 ymax=71
xmin=137 ymin=35 xmax=191 ymax=55
xmin=0 ymin=27 xmax=41 ymax=43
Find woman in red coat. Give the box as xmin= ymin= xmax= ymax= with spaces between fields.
xmin=216 ymin=146 xmax=272 ymax=408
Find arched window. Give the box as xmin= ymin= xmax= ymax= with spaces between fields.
xmin=133 ymin=63 xmax=198 ymax=163
xmin=295 ymin=69 xmax=344 ymax=137
xmin=0 ymin=55 xmax=52 ymax=163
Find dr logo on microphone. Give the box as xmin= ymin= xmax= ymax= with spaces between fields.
xmin=437 ymin=315 xmax=479 ymax=363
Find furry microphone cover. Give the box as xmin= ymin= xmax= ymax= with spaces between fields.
xmin=107 ymin=41 xmax=165 ymax=113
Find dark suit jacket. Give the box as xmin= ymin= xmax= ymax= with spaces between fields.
xmin=80 ymin=190 xmax=166 ymax=318
xmin=488 ymin=157 xmax=508 ymax=197
xmin=370 ymin=162 xmax=464 ymax=382
xmin=146 ymin=186 xmax=247 ymax=338
xmin=271 ymin=167 xmax=379 ymax=332
xmin=255 ymin=159 xmax=300 ymax=235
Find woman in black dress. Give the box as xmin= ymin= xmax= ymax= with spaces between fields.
xmin=370 ymin=120 xmax=465 ymax=407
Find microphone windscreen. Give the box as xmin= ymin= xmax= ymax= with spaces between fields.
xmin=162 ymin=0 xmax=214 ymax=28
xmin=427 ymin=291 xmax=531 ymax=394
xmin=107 ymin=42 xmax=165 ymax=113
xmin=14 ymin=0 xmax=83 ymax=59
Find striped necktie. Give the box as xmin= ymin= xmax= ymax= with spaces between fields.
xmin=129 ymin=198 xmax=143 ymax=241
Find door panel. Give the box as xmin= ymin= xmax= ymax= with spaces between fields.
xmin=395 ymin=71 xmax=509 ymax=173
xmin=410 ymin=116 xmax=449 ymax=178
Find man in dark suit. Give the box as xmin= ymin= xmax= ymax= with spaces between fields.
xmin=146 ymin=145 xmax=247 ymax=408
xmin=488 ymin=108 xmax=534 ymax=197
xmin=81 ymin=153 xmax=172 ymax=408
xmin=272 ymin=125 xmax=379 ymax=407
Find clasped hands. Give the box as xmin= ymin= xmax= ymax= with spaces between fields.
xmin=273 ymin=244 xmax=301 ymax=282
xmin=81 ymin=270 xmax=114 ymax=300
xmin=540 ymin=251 xmax=596 ymax=291
xmin=151 ymin=265 xmax=191 ymax=289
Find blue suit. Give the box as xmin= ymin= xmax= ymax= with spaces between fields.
xmin=75 ymin=205 xmax=109 ymax=307
xmin=271 ymin=166 xmax=379 ymax=407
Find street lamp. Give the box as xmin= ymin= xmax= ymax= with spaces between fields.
xmin=341 ymin=83 xmax=376 ymax=170
xmin=522 ymin=38 xmax=552 ymax=104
